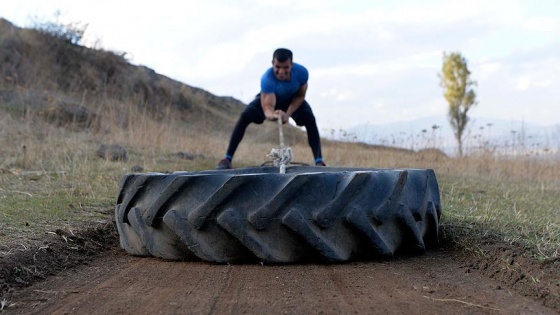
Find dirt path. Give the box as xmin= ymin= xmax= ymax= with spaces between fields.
xmin=7 ymin=248 xmax=556 ymax=315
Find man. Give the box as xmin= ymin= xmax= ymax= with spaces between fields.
xmin=216 ymin=48 xmax=326 ymax=169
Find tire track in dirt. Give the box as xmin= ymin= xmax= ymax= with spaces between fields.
xmin=6 ymin=249 xmax=557 ymax=314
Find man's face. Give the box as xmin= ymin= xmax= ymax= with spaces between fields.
xmin=273 ymin=58 xmax=292 ymax=81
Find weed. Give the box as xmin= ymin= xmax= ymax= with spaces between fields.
xmin=0 ymin=298 xmax=16 ymax=311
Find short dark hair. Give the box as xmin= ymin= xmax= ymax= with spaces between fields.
xmin=273 ymin=48 xmax=293 ymax=62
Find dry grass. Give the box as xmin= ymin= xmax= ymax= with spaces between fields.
xmin=0 ymin=18 xmax=558 ymax=262
xmin=1 ymin=95 xmax=558 ymax=261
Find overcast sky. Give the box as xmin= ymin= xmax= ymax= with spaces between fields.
xmin=2 ymin=0 xmax=559 ymax=130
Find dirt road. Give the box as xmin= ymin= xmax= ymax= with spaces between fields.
xmin=7 ymin=247 xmax=556 ymax=315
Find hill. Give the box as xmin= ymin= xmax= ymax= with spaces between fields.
xmin=1 ymin=17 xmax=430 ymax=169
xmin=0 ymin=18 xmax=244 ymax=121
xmin=0 ymin=17 xmax=317 ymax=164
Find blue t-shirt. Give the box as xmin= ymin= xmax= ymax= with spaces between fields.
xmin=260 ymin=63 xmax=308 ymax=104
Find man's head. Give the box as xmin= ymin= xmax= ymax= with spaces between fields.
xmin=272 ymin=48 xmax=293 ymax=81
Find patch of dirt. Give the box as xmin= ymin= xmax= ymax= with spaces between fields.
xmin=0 ymin=223 xmax=558 ymax=314
xmin=468 ymin=240 xmax=560 ymax=310
xmin=0 ymin=222 xmax=119 ymax=297
xmin=442 ymin=224 xmax=560 ymax=311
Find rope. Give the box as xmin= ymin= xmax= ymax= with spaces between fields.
xmin=267 ymin=117 xmax=293 ymax=173
xmin=278 ymin=115 xmax=284 ymax=147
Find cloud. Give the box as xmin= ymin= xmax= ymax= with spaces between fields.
xmin=1 ymin=0 xmax=559 ymax=128
xmin=523 ymin=16 xmax=560 ymax=33
xmin=477 ymin=62 xmax=502 ymax=81
xmin=515 ymin=77 xmax=532 ymax=90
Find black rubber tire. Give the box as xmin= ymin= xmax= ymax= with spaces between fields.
xmin=115 ymin=166 xmax=441 ymax=263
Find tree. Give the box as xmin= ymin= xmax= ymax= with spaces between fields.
xmin=439 ymin=52 xmax=477 ymax=157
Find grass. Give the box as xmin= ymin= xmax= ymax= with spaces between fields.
xmin=0 ymin=298 xmax=16 ymax=311
xmin=0 ymin=162 xmax=114 ymax=248
xmin=1 ymin=96 xmax=558 ymax=262
xmin=439 ymin=174 xmax=560 ymax=259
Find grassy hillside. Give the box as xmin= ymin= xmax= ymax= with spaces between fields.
xmin=0 ymin=17 xmax=558 ymax=273
xmin=0 ymin=17 xmax=312 ymax=162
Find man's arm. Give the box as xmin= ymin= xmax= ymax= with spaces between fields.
xmin=285 ymin=83 xmax=308 ymax=118
xmin=261 ymin=92 xmax=278 ymax=120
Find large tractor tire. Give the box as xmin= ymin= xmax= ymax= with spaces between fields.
xmin=115 ymin=166 xmax=441 ymax=263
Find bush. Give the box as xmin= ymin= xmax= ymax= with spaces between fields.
xmin=30 ymin=11 xmax=87 ymax=46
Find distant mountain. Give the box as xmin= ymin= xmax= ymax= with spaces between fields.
xmin=326 ymin=116 xmax=560 ymax=156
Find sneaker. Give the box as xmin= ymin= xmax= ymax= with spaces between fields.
xmin=216 ymin=158 xmax=232 ymax=169
xmin=315 ymin=161 xmax=326 ymax=166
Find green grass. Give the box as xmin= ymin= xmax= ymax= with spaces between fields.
xmin=0 ymin=169 xmax=113 ymax=247
xmin=0 ymin=150 xmax=214 ymax=245
xmin=2 ymin=152 xmax=558 ymax=261
xmin=439 ymin=174 xmax=560 ymax=259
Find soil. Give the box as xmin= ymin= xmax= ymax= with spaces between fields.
xmin=1 ymin=224 xmax=559 ymax=314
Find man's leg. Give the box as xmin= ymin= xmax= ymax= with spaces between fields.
xmin=291 ymin=102 xmax=324 ymax=165
xmin=218 ymin=98 xmax=265 ymax=168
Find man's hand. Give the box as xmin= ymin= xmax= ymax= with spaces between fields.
xmin=264 ymin=110 xmax=278 ymax=121
xmin=277 ymin=110 xmax=289 ymax=124
xmin=261 ymin=92 xmax=288 ymax=123
xmin=264 ymin=110 xmax=288 ymax=124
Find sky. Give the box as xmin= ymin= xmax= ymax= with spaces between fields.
xmin=2 ymin=0 xmax=559 ymax=131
